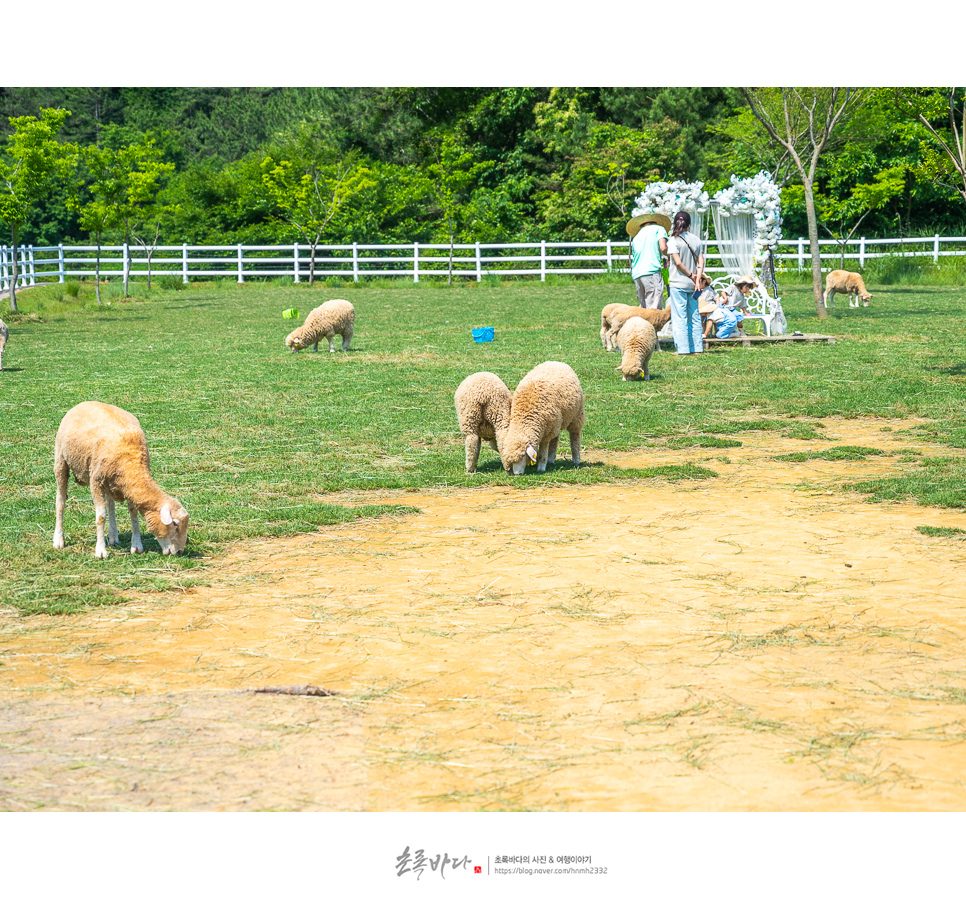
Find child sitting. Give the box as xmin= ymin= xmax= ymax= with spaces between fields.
xmin=698 ymin=274 xmax=750 ymax=339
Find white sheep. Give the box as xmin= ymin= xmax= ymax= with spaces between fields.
xmin=602 ymin=303 xmax=671 ymax=351
xmin=286 ymin=299 xmax=355 ymax=353
xmin=454 ymin=371 xmax=513 ymax=473
xmin=501 ymin=361 xmax=585 ymax=475
xmin=53 ymin=401 xmax=189 ymax=559
xmin=0 ymin=318 xmax=7 ymax=371
xmin=615 ymin=316 xmax=658 ymax=381
xmin=824 ymin=270 xmax=872 ymax=310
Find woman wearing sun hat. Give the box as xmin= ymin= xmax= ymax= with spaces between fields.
xmin=626 ymin=211 xmax=671 ymax=310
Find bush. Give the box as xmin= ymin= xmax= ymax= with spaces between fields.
xmin=155 ymin=274 xmax=185 ymax=291
xmin=64 ymin=280 xmax=81 ymax=297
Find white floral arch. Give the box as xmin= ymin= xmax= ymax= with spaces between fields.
xmin=633 ymin=173 xmax=787 ymax=334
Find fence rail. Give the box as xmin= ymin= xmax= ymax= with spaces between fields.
xmin=3 ymin=236 xmax=966 ymax=290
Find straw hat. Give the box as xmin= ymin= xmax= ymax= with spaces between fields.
xmin=698 ymin=299 xmax=717 ymax=315
xmin=736 ymin=275 xmax=758 ymax=288
xmin=626 ymin=212 xmax=672 ymax=237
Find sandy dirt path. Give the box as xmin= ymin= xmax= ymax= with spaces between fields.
xmin=3 ymin=418 xmax=966 ymax=811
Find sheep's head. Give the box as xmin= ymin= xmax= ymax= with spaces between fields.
xmin=501 ymin=435 xmax=537 ymax=475
xmin=149 ymin=501 xmax=189 ymax=555
xmin=862 ymin=293 xmax=873 ymax=306
xmin=286 ymin=331 xmax=306 ymax=353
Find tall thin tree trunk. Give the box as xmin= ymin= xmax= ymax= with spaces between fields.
xmin=95 ymin=235 xmax=102 ymax=305
xmin=8 ymin=227 xmax=19 ymax=314
xmin=803 ymin=182 xmax=827 ymax=319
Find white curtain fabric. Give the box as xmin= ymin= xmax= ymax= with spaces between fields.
xmin=686 ymin=210 xmax=706 ymax=248
xmin=711 ymin=204 xmax=756 ymax=278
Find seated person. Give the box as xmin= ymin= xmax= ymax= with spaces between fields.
xmin=717 ymin=274 xmax=757 ymax=334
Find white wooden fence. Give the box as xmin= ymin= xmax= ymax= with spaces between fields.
xmin=3 ymin=236 xmax=966 ymax=290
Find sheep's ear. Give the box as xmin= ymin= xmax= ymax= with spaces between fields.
xmin=160 ymin=505 xmax=174 ymax=525
xmin=526 ymin=445 xmax=537 ymax=463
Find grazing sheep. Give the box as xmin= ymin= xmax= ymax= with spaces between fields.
xmin=454 ymin=371 xmax=513 ymax=473
xmin=824 ymin=270 xmax=872 ymax=310
xmin=286 ymin=299 xmax=355 ymax=353
xmin=0 ymin=317 xmax=7 ymax=371
xmin=502 ymin=361 xmax=585 ymax=476
xmin=615 ymin=317 xmax=658 ymax=381
xmin=602 ymin=303 xmax=671 ymax=351
xmin=53 ymin=401 xmax=189 ymax=559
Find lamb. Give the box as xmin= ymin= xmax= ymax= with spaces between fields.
xmin=286 ymin=299 xmax=355 ymax=353
xmin=53 ymin=401 xmax=189 ymax=559
xmin=501 ymin=361 xmax=585 ymax=476
xmin=601 ymin=303 xmax=671 ymax=351
xmin=824 ymin=270 xmax=872 ymax=310
xmin=454 ymin=371 xmax=513 ymax=473
xmin=0 ymin=318 xmax=7 ymax=371
xmin=615 ymin=317 xmax=658 ymax=381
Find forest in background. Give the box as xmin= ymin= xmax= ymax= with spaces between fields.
xmin=2 ymin=86 xmax=964 ymax=251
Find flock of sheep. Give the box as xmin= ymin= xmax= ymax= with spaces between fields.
xmin=13 ymin=264 xmax=878 ymax=559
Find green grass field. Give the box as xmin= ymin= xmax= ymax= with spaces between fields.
xmin=3 ymin=276 xmax=966 ymax=615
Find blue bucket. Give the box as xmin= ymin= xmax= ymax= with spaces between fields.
xmin=472 ymin=327 xmax=495 ymax=343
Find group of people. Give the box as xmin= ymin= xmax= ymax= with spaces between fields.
xmin=627 ymin=210 xmax=758 ymax=355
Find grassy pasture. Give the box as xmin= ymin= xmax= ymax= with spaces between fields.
xmin=2 ymin=276 xmax=966 ymax=615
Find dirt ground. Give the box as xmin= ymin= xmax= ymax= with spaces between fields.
xmin=3 ymin=417 xmax=966 ymax=812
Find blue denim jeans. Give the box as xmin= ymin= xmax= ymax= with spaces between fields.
xmin=669 ymin=286 xmax=703 ymax=353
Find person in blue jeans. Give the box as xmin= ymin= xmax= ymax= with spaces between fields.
xmin=665 ymin=211 xmax=706 ymax=354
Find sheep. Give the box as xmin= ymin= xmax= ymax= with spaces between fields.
xmin=454 ymin=371 xmax=513 ymax=473
xmin=824 ymin=270 xmax=872 ymax=310
xmin=501 ymin=361 xmax=585 ymax=476
xmin=286 ymin=299 xmax=355 ymax=353
xmin=601 ymin=303 xmax=671 ymax=351
xmin=615 ymin=317 xmax=658 ymax=381
xmin=53 ymin=401 xmax=189 ymax=559
xmin=0 ymin=318 xmax=7 ymax=371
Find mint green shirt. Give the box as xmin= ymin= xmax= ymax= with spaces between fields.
xmin=630 ymin=223 xmax=668 ymax=279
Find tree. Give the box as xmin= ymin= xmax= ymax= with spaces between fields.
xmin=423 ymin=129 xmax=495 ymax=283
xmin=0 ymin=107 xmax=72 ymax=313
xmin=739 ymin=88 xmax=871 ymax=318
xmin=261 ymin=122 xmax=375 ymax=285
xmin=815 ymin=166 xmax=906 ymax=267
xmin=892 ymin=87 xmax=966 ymax=207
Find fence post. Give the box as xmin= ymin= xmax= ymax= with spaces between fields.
xmin=541 ymin=241 xmax=546 ymax=282
xmin=352 ymin=242 xmax=359 ymax=282
xmin=414 ymin=242 xmax=419 ymax=283
xmin=294 ymin=243 xmax=300 ymax=283
xmin=122 ymin=242 xmax=130 ymax=289
xmin=0 ymin=246 xmax=6 ymax=290
xmin=237 ymin=244 xmax=244 ymax=283
xmin=58 ymin=243 xmax=65 ymax=283
xmin=28 ymin=244 xmax=36 ymax=285
xmin=606 ymin=240 xmax=613 ymax=271
xmin=859 ymin=238 xmax=866 ymax=269
xmin=797 ymin=238 xmax=804 ymax=270
xmin=934 ymin=233 xmax=941 ymax=263
xmin=476 ymin=241 xmax=482 ymax=281
xmin=182 ymin=244 xmax=189 ymax=284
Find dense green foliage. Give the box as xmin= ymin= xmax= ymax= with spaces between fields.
xmin=2 ymin=275 xmax=966 ymax=616
xmin=2 ymin=87 xmax=964 ymax=251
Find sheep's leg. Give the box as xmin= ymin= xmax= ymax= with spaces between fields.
xmin=128 ymin=501 xmax=144 ymax=554
xmin=342 ymin=329 xmax=352 ymax=352
xmin=53 ymin=456 xmax=69 ymax=549
xmin=312 ymin=341 xmax=319 ymax=353
xmin=90 ymin=481 xmax=110 ymax=559
xmin=642 ymin=355 xmax=651 ymax=381
xmin=464 ymin=434 xmax=482 ymax=474
xmin=106 ymin=495 xmax=119 ymax=547
xmin=536 ymin=441 xmax=550 ymax=472
xmin=546 ymin=436 xmax=559 ymax=467
xmin=600 ymin=322 xmax=608 ymax=348
xmin=327 ymin=334 xmax=336 ymax=354
xmin=569 ymin=428 xmax=582 ymax=467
